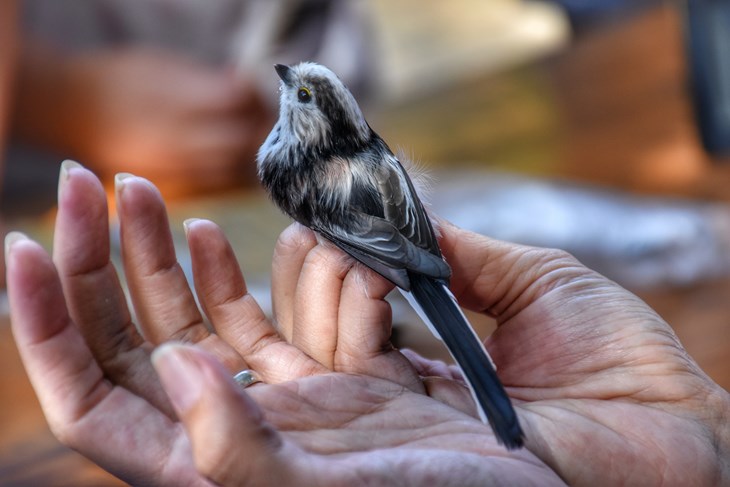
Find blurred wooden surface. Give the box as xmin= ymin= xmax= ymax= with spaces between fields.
xmin=1 ymin=4 xmax=729 ymax=486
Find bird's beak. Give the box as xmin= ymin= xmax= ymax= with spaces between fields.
xmin=274 ymin=64 xmax=293 ymax=86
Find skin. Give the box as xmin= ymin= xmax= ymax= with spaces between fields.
xmin=6 ymin=164 xmax=729 ymax=485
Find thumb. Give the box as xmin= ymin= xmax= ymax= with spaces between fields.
xmin=152 ymin=343 xmax=300 ymax=486
xmin=437 ymin=219 xmax=596 ymax=322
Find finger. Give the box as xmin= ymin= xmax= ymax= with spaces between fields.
xmin=185 ymin=219 xmax=324 ymax=382
xmin=290 ymin=242 xmax=354 ymax=369
xmin=115 ymin=173 xmax=245 ymax=372
xmin=337 ymin=264 xmax=392 ymax=354
xmin=437 ymin=219 xmax=614 ymax=386
xmin=53 ymin=161 xmax=170 ymax=410
xmin=400 ymin=349 xmax=464 ymax=382
xmin=334 ymin=264 xmax=424 ymax=391
xmin=422 ymin=378 xmax=480 ymax=419
xmin=6 ymin=235 xmax=198 ymax=483
xmin=272 ymin=225 xmax=424 ymax=390
xmin=8 ymin=233 xmax=113 ymax=433
xmin=398 ymin=349 xmax=477 ymax=417
xmin=152 ymin=343 xmax=319 ymax=486
xmin=437 ymin=220 xmax=596 ymax=323
xmin=270 ymin=223 xmax=318 ymax=341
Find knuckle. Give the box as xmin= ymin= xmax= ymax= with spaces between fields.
xmin=49 ymin=417 xmax=81 ymax=449
xmin=523 ymin=246 xmax=595 ymax=290
xmin=304 ymin=243 xmax=351 ymax=275
xmin=274 ymin=223 xmax=316 ymax=258
xmin=532 ymin=247 xmax=579 ymax=267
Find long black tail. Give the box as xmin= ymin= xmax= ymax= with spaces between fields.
xmin=407 ymin=273 xmax=524 ymax=449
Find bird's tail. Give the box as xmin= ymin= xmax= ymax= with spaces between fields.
xmin=403 ymin=273 xmax=524 ymax=449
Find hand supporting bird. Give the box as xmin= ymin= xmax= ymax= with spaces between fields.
xmin=7 ymin=163 xmax=729 ymax=485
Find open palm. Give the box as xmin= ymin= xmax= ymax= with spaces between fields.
xmin=436 ymin=224 xmax=729 ymax=485
xmin=264 ymin=218 xmax=730 ymax=486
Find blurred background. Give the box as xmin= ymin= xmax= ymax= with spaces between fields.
xmin=1 ymin=1 xmax=730 ymax=484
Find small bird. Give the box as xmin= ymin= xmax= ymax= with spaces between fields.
xmin=257 ymin=62 xmax=524 ymax=449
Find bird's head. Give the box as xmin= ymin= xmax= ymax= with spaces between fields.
xmin=265 ymin=62 xmax=371 ymax=160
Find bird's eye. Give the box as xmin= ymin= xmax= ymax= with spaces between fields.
xmin=297 ymin=87 xmax=312 ymax=103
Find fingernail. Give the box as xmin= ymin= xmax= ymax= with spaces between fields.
xmin=58 ymin=160 xmax=83 ymax=200
xmin=4 ymin=231 xmax=28 ymax=257
xmin=152 ymin=343 xmax=204 ymax=414
xmin=114 ymin=172 xmax=135 ymax=198
xmin=183 ymin=218 xmax=201 ymax=236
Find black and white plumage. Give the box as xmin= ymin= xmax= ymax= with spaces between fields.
xmin=257 ymin=62 xmax=524 ymax=449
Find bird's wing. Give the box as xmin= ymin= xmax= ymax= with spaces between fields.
xmin=317 ymin=212 xmax=450 ymax=290
xmin=309 ymin=147 xmax=450 ymax=289
xmin=375 ymin=155 xmax=442 ymax=257
xmin=322 ymin=230 xmax=411 ymax=290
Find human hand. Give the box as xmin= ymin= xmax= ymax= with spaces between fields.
xmin=266 ymin=218 xmax=730 ymax=485
xmin=6 ymin=163 xmax=562 ymax=486
xmin=431 ymin=222 xmax=730 ymax=485
xmin=14 ymin=48 xmax=272 ymax=197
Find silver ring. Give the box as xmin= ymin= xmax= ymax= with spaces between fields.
xmin=233 ymin=369 xmax=263 ymax=388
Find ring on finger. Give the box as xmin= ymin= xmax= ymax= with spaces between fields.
xmin=233 ymin=369 xmax=263 ymax=388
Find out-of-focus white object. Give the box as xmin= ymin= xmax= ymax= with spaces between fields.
xmin=230 ymin=0 xmax=374 ymax=98
xmin=372 ymin=0 xmax=570 ymax=101
xmin=431 ymin=171 xmax=730 ymax=288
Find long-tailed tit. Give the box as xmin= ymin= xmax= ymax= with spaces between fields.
xmin=257 ymin=62 xmax=524 ymax=449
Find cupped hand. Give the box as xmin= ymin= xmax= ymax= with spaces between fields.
xmin=6 ymin=163 xmax=561 ymax=486
xmin=436 ymin=222 xmax=730 ymax=485
xmin=263 ymin=217 xmax=730 ymax=486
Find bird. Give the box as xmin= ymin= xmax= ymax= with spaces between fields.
xmin=257 ymin=62 xmax=524 ymax=449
